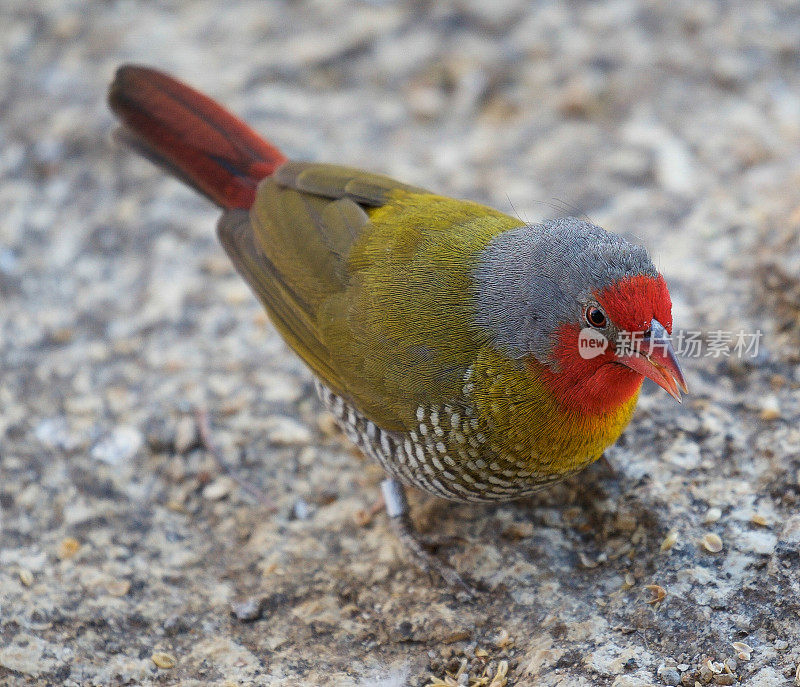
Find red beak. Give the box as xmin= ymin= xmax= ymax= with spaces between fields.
xmin=616 ymin=319 xmax=688 ymax=402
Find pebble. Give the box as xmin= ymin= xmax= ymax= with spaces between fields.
xmin=231 ymin=598 xmax=263 ymax=622
xmin=760 ymin=396 xmax=781 ymax=421
xmin=291 ymin=498 xmax=313 ymax=520
xmin=106 ymin=579 xmax=131 ymax=597
xmin=91 ymin=426 xmax=143 ymax=465
xmin=663 ymin=436 xmax=702 ymax=469
xmin=658 ymin=666 xmax=681 ymax=686
xmin=34 ymin=417 xmax=78 ymax=451
xmin=174 ymin=416 xmax=198 ymax=453
xmin=265 ymin=416 xmax=312 ymax=445
xmin=655 ymin=131 xmax=697 ymax=195
xmin=202 ymin=477 xmax=234 ymax=501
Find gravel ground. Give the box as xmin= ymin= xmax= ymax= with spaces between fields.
xmin=3 ymin=1 xmax=800 ymax=685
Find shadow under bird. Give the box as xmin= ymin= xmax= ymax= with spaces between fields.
xmin=108 ymin=65 xmax=687 ymax=591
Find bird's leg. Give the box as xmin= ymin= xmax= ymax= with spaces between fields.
xmin=380 ymin=478 xmax=475 ymax=597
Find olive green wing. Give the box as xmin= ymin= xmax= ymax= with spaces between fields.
xmin=218 ymin=162 xmax=524 ymax=431
xmin=217 ymin=209 xmax=345 ymax=394
xmin=217 ymin=162 xmax=427 ymax=401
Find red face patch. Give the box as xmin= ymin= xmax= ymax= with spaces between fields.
xmin=531 ymin=273 xmax=674 ymax=415
xmin=595 ymin=274 xmax=672 ymax=334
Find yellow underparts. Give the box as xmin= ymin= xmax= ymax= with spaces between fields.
xmin=472 ymin=349 xmax=639 ymax=476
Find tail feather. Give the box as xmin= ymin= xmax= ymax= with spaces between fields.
xmin=108 ymin=65 xmax=286 ymax=209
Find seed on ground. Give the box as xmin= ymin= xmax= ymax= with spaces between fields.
xmin=57 ymin=537 xmax=80 ymax=560
xmin=660 ymin=529 xmax=679 ymax=552
xmin=151 ymin=652 xmax=176 ymax=669
xmin=702 ymin=532 xmax=723 ymax=553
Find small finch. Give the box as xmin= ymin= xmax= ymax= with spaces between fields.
xmin=109 ymin=66 xmax=687 ymax=590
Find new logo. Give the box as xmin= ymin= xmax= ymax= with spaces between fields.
xmin=578 ymin=328 xmax=609 ymax=359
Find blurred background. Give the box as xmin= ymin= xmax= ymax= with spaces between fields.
xmin=2 ymin=1 xmax=800 ymax=685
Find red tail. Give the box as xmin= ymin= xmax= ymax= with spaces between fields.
xmin=108 ymin=65 xmax=286 ymax=209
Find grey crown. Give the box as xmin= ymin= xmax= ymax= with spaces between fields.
xmin=473 ymin=217 xmax=659 ymax=366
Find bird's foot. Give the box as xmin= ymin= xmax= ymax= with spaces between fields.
xmin=381 ymin=479 xmax=476 ymax=599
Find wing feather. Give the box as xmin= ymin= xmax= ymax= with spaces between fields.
xmin=221 ymin=164 xmax=522 ymax=431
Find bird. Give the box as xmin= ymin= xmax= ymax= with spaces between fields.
xmin=108 ymin=65 xmax=687 ymax=590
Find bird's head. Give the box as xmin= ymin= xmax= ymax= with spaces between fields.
xmin=474 ymin=218 xmax=687 ymax=415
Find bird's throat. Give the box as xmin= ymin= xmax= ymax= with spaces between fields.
xmin=532 ymin=357 xmax=645 ymax=416
xmin=471 ymin=350 xmax=640 ymax=476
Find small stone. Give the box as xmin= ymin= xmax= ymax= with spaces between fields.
xmin=174 ymin=416 xmax=197 ymax=453
xmin=713 ymin=675 xmax=734 ymax=686
xmin=759 ymin=396 xmax=781 ymax=421
xmin=659 ymin=666 xmax=682 ymax=685
xmin=18 ymin=569 xmax=33 ymax=586
xmin=91 ymin=426 xmax=143 ymax=465
xmin=291 ymin=498 xmax=313 ymax=520
xmin=202 ymin=477 xmax=234 ymax=501
xmin=35 ymin=417 xmax=77 ymax=451
xmin=701 ymin=533 xmax=724 ymax=553
xmin=151 ymin=652 xmax=176 ymax=669
xmin=106 ymin=579 xmax=131 ymax=597
xmin=265 ymin=417 xmax=311 ymax=445
xmin=738 ymin=530 xmax=777 ymax=555
xmin=703 ymin=507 xmax=722 ymax=524
xmin=750 ymin=513 xmax=769 ymax=527
xmin=655 ymin=131 xmax=697 ymax=195
xmin=231 ymin=598 xmax=263 ymax=622
xmin=57 ymin=537 xmax=81 ymax=560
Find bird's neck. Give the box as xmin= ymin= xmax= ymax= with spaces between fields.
xmin=532 ymin=357 xmax=645 ymax=416
xmin=471 ymin=350 xmax=640 ymax=476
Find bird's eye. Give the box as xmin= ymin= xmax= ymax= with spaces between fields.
xmin=585 ymin=306 xmax=607 ymax=328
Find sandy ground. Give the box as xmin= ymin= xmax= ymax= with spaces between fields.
xmin=3 ymin=1 xmax=800 ymax=685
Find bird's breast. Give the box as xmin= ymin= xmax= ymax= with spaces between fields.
xmin=316 ymin=348 xmax=638 ymax=502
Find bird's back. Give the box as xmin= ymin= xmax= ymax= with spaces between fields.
xmin=219 ymin=162 xmax=525 ymax=432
